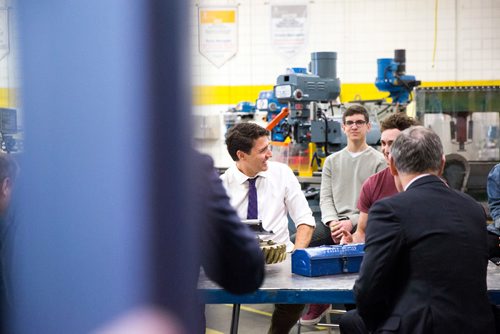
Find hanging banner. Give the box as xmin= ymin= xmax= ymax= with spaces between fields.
xmin=0 ymin=8 xmax=9 ymax=61
xmin=271 ymin=4 xmax=308 ymax=58
xmin=198 ymin=6 xmax=238 ymax=68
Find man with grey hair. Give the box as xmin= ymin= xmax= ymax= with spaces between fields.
xmin=340 ymin=126 xmax=496 ymax=334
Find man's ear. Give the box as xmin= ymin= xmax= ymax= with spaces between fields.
xmin=389 ymin=155 xmax=398 ymax=177
xmin=438 ymin=155 xmax=446 ymax=176
xmin=389 ymin=156 xmax=404 ymax=192
xmin=1 ymin=177 xmax=11 ymax=198
xmin=236 ymin=150 xmax=245 ymax=161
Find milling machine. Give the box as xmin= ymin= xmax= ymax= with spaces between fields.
xmin=415 ymin=85 xmax=500 ymax=198
xmin=374 ymin=49 xmax=421 ymax=112
xmin=0 ymin=108 xmax=20 ymax=153
xmin=274 ymin=52 xmax=341 ymax=149
xmin=223 ymin=101 xmax=257 ymax=130
xmin=272 ymin=52 xmax=381 ymax=172
xmin=351 ymin=49 xmax=421 ymax=123
xmin=255 ymin=90 xmax=288 ymax=142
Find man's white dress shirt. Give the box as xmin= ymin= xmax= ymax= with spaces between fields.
xmin=221 ymin=161 xmax=315 ymax=251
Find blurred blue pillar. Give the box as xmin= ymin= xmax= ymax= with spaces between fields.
xmin=13 ymin=0 xmax=196 ymax=333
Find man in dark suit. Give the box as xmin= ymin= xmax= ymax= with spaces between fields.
xmin=340 ymin=126 xmax=495 ymax=334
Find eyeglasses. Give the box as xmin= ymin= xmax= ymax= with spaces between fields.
xmin=344 ymin=120 xmax=367 ymax=127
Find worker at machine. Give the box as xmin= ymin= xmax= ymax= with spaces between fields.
xmin=340 ymin=113 xmax=419 ymax=244
xmin=340 ymin=126 xmax=496 ymax=334
xmin=300 ymin=105 xmax=385 ymax=325
xmin=220 ymin=122 xmax=315 ymax=334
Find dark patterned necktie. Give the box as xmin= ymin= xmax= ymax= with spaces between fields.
xmin=247 ymin=177 xmax=258 ymax=219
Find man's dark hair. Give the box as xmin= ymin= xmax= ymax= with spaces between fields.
xmin=390 ymin=126 xmax=443 ymax=174
xmin=0 ymin=153 xmax=18 ymax=184
xmin=380 ymin=113 xmax=420 ymax=132
xmin=225 ymin=123 xmax=269 ymax=161
xmin=342 ymin=104 xmax=369 ymax=124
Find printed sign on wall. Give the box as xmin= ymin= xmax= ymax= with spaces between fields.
xmin=271 ymin=4 xmax=308 ymax=58
xmin=198 ymin=7 xmax=238 ymax=68
xmin=0 ymin=8 xmax=9 ymax=61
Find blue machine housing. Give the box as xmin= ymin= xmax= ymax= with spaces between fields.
xmin=223 ymin=101 xmax=257 ymax=130
xmin=235 ymin=101 xmax=256 ymax=113
xmin=256 ymin=90 xmax=287 ymax=142
xmin=292 ymin=244 xmax=364 ymax=277
xmin=375 ymin=50 xmax=421 ymax=104
xmin=274 ymin=52 xmax=341 ymax=104
xmin=273 ymin=52 xmax=341 ymax=146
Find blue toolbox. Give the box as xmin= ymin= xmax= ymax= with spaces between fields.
xmin=291 ymin=244 xmax=365 ymax=277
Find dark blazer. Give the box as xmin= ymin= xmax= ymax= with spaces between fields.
xmin=355 ymin=175 xmax=495 ymax=333
xmin=197 ymin=152 xmax=265 ymax=295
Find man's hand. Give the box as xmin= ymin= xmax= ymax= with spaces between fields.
xmin=340 ymin=230 xmax=366 ymax=244
xmin=329 ymin=219 xmax=353 ymax=244
xmin=340 ymin=229 xmax=353 ymax=244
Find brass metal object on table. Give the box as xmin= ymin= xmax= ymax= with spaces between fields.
xmin=241 ymin=219 xmax=286 ymax=264
xmin=259 ymin=239 xmax=287 ymax=264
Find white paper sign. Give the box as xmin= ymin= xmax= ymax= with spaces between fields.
xmin=0 ymin=8 xmax=9 ymax=60
xmin=271 ymin=4 xmax=308 ymax=58
xmin=198 ymin=7 xmax=238 ymax=68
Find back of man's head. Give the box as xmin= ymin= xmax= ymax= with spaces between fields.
xmin=225 ymin=123 xmax=269 ymax=161
xmin=390 ymin=126 xmax=443 ymax=174
xmin=380 ymin=113 xmax=420 ymax=132
xmin=342 ymin=104 xmax=369 ymax=123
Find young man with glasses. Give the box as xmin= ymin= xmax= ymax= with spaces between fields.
xmin=300 ymin=104 xmax=386 ymax=325
xmin=340 ymin=113 xmax=419 ymax=244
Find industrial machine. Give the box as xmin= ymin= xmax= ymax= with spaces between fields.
xmin=274 ymin=52 xmax=341 ymax=149
xmin=273 ymin=52 xmax=344 ymax=171
xmin=255 ymin=90 xmax=288 ymax=142
xmin=415 ymin=86 xmax=500 ymax=198
xmin=223 ymin=101 xmax=256 ymax=130
xmin=272 ymin=52 xmax=382 ymax=172
xmin=353 ymin=49 xmax=421 ymax=123
xmin=375 ymin=49 xmax=421 ymax=107
xmin=0 ymin=108 xmax=20 ymax=153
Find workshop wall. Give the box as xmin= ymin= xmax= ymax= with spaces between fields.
xmin=191 ymin=0 xmax=500 ymax=166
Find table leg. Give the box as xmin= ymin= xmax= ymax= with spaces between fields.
xmin=230 ymin=303 xmax=241 ymax=334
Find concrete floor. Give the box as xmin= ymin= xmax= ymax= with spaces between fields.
xmin=205 ymin=304 xmax=341 ymax=334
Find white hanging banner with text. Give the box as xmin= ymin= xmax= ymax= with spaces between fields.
xmin=198 ymin=6 xmax=238 ymax=68
xmin=271 ymin=4 xmax=308 ymax=58
xmin=0 ymin=8 xmax=9 ymax=61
